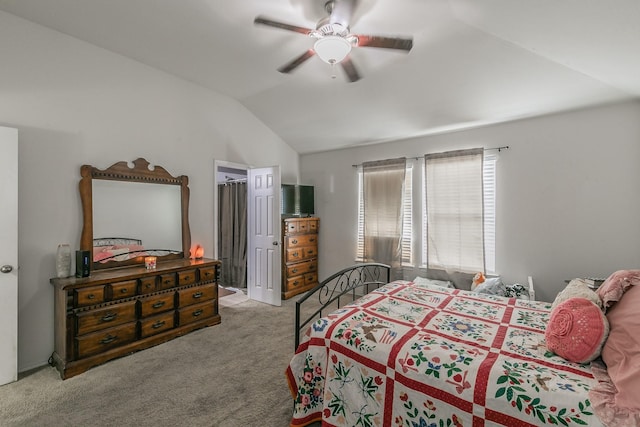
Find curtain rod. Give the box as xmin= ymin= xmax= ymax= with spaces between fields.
xmin=351 ymin=146 xmax=509 ymax=168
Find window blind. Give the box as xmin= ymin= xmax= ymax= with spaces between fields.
xmin=425 ymin=148 xmax=484 ymax=273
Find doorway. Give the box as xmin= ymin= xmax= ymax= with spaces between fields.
xmin=213 ymin=160 xmax=282 ymax=306
xmin=0 ymin=126 xmax=18 ymax=385
xmin=214 ymin=161 xmax=248 ymax=290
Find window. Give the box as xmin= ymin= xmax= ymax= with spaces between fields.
xmin=356 ymin=164 xmax=412 ymax=264
xmin=358 ymin=151 xmax=496 ymax=274
xmin=424 ymin=149 xmax=484 ymax=273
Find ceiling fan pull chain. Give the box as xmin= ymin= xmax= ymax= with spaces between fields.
xmin=330 ymin=62 xmax=337 ymax=79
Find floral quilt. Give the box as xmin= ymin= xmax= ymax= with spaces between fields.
xmin=286 ymin=280 xmax=603 ymax=427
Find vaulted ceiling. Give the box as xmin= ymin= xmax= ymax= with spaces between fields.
xmin=1 ymin=0 xmax=639 ymax=154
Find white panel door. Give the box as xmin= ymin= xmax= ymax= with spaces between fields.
xmin=247 ymin=166 xmax=281 ymax=306
xmin=0 ymin=126 xmax=18 ymax=385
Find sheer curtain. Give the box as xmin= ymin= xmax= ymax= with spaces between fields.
xmin=425 ymin=148 xmax=484 ymax=273
xmin=218 ymin=182 xmax=247 ymax=288
xmin=362 ymin=158 xmax=406 ymax=280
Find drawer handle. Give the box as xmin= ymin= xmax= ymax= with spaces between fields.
xmin=309 ymin=238 xmax=316 ymax=242
xmin=293 ymin=281 xmax=300 ymax=286
xmin=309 ymin=265 xmax=316 ymax=271
xmin=87 ymin=294 xmax=95 ymax=300
xmin=183 ymin=276 xmax=192 ymax=282
xmin=193 ymin=309 xmax=204 ymax=317
xmin=291 ymin=239 xmax=298 ymax=244
xmin=307 ymin=250 xmax=314 ymax=254
xmin=164 ymin=279 xmax=173 ymax=285
xmin=120 ymin=288 xmax=129 ymax=294
xmin=101 ymin=312 xmax=117 ymax=322
xmin=152 ymin=320 xmax=166 ymax=329
xmin=292 ymin=268 xmax=298 ymax=273
xmin=100 ymin=335 xmax=117 ymax=345
xmin=152 ymin=301 xmax=166 ymax=309
xmin=193 ymin=292 xmax=203 ymax=299
xmin=293 ymin=252 xmax=299 ymax=257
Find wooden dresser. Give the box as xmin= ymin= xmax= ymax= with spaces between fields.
xmin=282 ymin=217 xmax=319 ymax=299
xmin=50 ymin=258 xmax=221 ymax=379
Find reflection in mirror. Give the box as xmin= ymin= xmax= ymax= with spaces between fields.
xmin=92 ymin=180 xmax=182 ymax=262
xmin=79 ymin=158 xmax=191 ymax=271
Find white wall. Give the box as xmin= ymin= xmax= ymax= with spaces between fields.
xmin=0 ymin=12 xmax=299 ymax=371
xmin=301 ymin=100 xmax=640 ymax=303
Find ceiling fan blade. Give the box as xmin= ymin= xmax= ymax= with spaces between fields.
xmin=254 ymin=16 xmax=314 ymax=36
xmin=340 ymin=57 xmax=361 ymax=82
xmin=329 ymin=0 xmax=358 ymax=28
xmin=278 ymin=49 xmax=316 ymax=74
xmin=355 ymin=35 xmax=413 ymax=51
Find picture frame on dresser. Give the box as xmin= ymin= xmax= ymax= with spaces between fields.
xmin=49 ymin=158 xmax=221 ymax=379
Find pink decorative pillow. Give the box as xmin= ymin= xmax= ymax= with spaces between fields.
xmin=597 ymin=270 xmax=640 ymax=312
xmin=600 ymin=284 xmax=640 ymax=410
xmin=545 ymin=297 xmax=609 ymax=364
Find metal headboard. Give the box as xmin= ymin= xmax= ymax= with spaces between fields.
xmin=294 ymin=263 xmax=390 ymax=349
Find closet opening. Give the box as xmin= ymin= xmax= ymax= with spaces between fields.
xmin=214 ymin=162 xmax=248 ymax=296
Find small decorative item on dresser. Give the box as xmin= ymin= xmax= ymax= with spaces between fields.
xmin=144 ymin=256 xmax=157 ymax=269
xmin=193 ymin=244 xmax=204 ymax=259
xmin=55 ymin=244 xmax=71 ymax=278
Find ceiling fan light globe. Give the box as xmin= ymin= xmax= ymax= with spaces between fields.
xmin=314 ymin=36 xmax=352 ymax=64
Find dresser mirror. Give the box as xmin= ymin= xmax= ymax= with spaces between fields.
xmin=79 ymin=158 xmax=191 ymax=271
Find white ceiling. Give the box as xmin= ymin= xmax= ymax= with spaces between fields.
xmin=1 ymin=0 xmax=639 ymax=154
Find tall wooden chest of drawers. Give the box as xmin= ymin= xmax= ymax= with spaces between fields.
xmin=282 ymin=217 xmax=319 ymax=299
xmin=50 ymin=258 xmax=221 ymax=379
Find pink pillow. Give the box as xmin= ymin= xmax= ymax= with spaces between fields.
xmin=545 ymin=297 xmax=609 ymax=363
xmin=601 ymin=284 xmax=640 ymax=410
xmin=597 ymin=269 xmax=640 ymax=312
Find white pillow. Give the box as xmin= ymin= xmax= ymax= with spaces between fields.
xmin=552 ymin=278 xmax=602 ymax=310
xmin=473 ymin=277 xmax=506 ymax=296
xmin=413 ymin=276 xmax=455 ymax=289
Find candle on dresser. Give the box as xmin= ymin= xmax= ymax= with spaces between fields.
xmin=144 ymin=256 xmax=157 ymax=269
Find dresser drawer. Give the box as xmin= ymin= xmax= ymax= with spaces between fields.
xmin=286 ymin=260 xmax=317 ymax=277
xmin=286 ymin=276 xmax=306 ymax=292
xmin=139 ymin=293 xmax=175 ymax=317
xmin=139 ymin=276 xmax=157 ymax=294
xmin=177 ymin=283 xmax=216 ymax=307
xmin=286 ymin=246 xmax=317 ymax=263
xmin=307 ymin=219 xmax=319 ymax=232
xmin=178 ymin=300 xmax=216 ymax=326
xmin=304 ymin=272 xmax=318 ymax=285
xmin=76 ymin=301 xmax=137 ymax=336
xmin=299 ymin=220 xmax=310 ymax=233
xmin=199 ymin=267 xmax=216 ymax=282
xmin=76 ymin=322 xmax=137 ymax=358
xmin=158 ymin=273 xmax=176 ymax=290
xmin=285 ymin=221 xmax=299 ymax=234
xmin=109 ymin=280 xmax=137 ymax=299
xmin=139 ymin=311 xmax=175 ymax=338
xmin=178 ymin=269 xmax=197 ymax=286
xmin=286 ymin=234 xmax=317 ymax=248
xmin=74 ymin=285 xmax=106 ymax=307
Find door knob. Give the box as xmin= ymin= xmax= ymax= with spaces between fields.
xmin=272 ymin=241 xmax=279 ymax=246
xmin=1 ymin=265 xmax=13 ymax=274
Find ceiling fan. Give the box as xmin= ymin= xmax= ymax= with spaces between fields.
xmin=254 ymin=0 xmax=413 ymax=82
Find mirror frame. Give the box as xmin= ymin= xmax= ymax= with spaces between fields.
xmin=79 ymin=158 xmax=191 ymax=271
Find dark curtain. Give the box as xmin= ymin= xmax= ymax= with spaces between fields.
xmin=218 ymin=182 xmax=247 ymax=288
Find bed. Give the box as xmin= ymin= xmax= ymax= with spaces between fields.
xmin=93 ymin=237 xmax=180 ymax=263
xmin=285 ymin=264 xmax=633 ymax=427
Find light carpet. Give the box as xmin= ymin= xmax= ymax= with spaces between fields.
xmin=218 ymin=288 xmax=249 ymax=307
xmin=0 ymin=296 xmax=313 ymax=427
